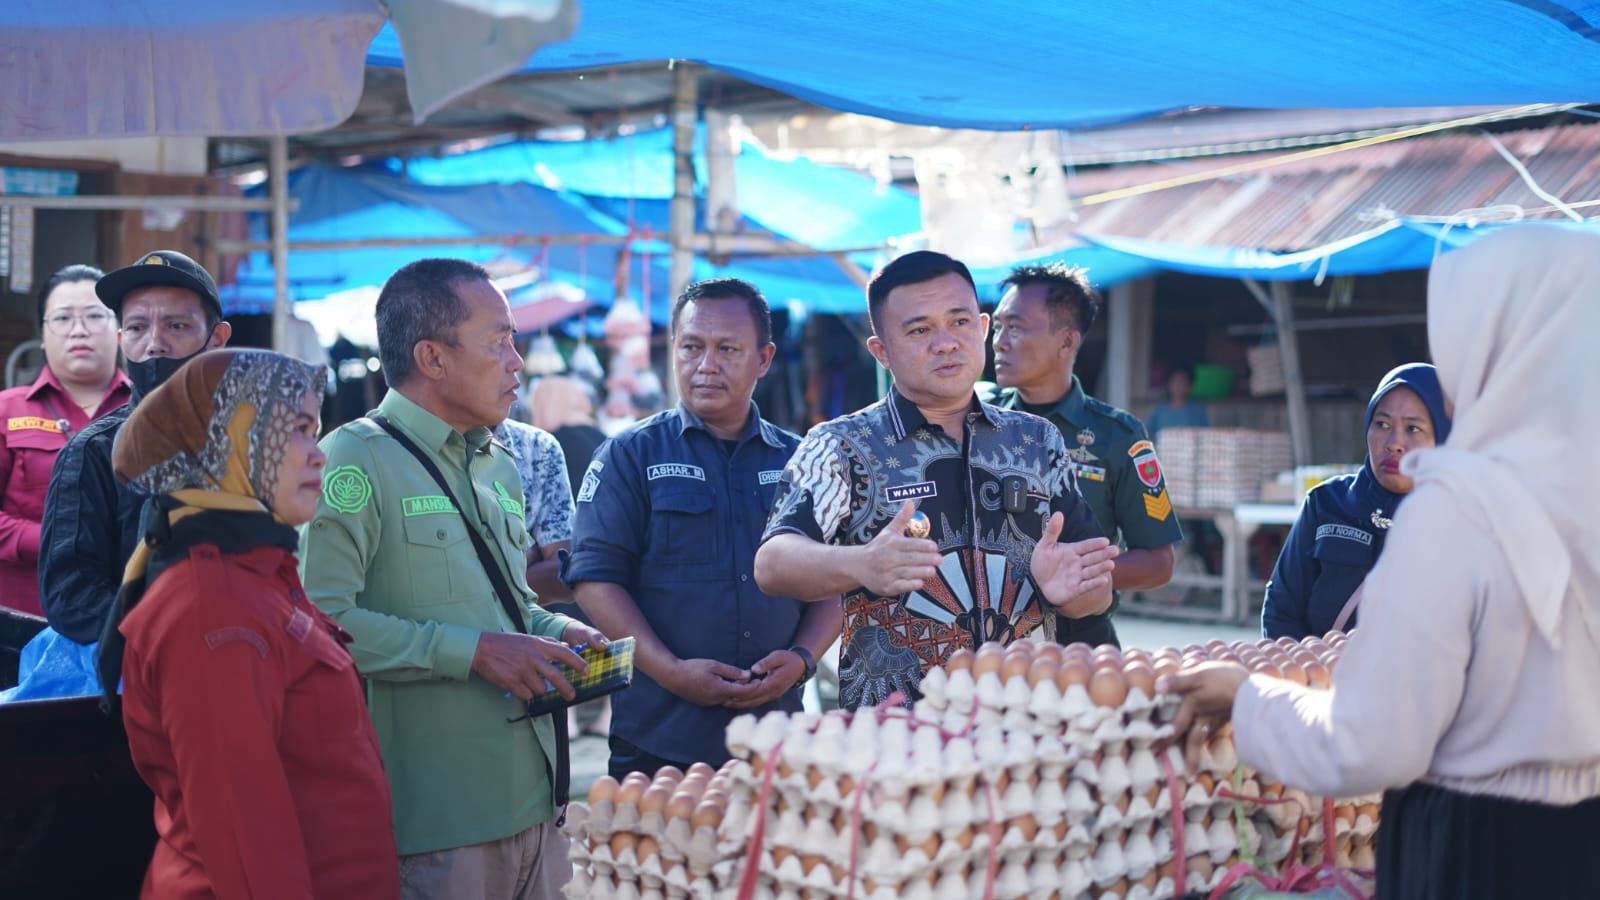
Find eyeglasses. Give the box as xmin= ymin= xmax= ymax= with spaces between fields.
xmin=43 ymin=310 xmax=115 ymax=336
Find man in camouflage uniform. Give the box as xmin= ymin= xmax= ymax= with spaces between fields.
xmin=989 ymin=264 xmax=1182 ymax=647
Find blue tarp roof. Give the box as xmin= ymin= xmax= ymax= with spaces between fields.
xmin=366 ymin=2 xmax=1600 ymax=131
xmin=402 ymin=128 xmax=922 ymax=251
xmin=221 ymin=163 xmax=880 ymax=318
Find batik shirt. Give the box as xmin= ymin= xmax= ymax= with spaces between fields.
xmin=762 ymin=387 xmax=1100 ymax=710
xmin=492 ymin=419 xmax=575 ymax=551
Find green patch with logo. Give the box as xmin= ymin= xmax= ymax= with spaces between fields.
xmin=322 ymin=465 xmax=373 ymax=514
xmin=402 ymin=495 xmax=458 ymax=517
xmin=494 ymin=481 xmax=522 ymax=516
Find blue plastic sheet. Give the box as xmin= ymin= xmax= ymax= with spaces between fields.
xmin=0 ymin=628 xmax=100 ymax=703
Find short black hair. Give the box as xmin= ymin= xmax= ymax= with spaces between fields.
xmin=375 ymin=258 xmax=490 ymax=386
xmin=670 ymin=278 xmax=773 ymax=347
xmin=866 ymin=250 xmax=976 ymax=334
xmin=37 ymin=264 xmax=105 ymax=321
xmin=1001 ymin=263 xmax=1102 ymax=334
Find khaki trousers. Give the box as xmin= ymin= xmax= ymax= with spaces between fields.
xmin=399 ymin=820 xmax=571 ymax=900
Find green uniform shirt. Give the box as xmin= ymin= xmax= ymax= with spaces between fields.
xmin=299 ymin=390 xmax=574 ymax=856
xmin=992 ymin=376 xmax=1183 ymax=551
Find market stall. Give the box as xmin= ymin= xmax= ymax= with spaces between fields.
xmin=562 ymin=635 xmax=1374 ymax=899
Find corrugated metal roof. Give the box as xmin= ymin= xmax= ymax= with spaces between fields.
xmin=1051 ymin=123 xmax=1600 ymax=251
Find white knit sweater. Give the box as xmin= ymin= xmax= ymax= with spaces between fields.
xmin=1233 ymin=485 xmax=1600 ymax=806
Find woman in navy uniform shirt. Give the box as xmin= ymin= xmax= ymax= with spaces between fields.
xmin=1262 ymin=363 xmax=1452 ymax=639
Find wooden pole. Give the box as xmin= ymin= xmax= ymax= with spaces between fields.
xmin=1269 ymin=280 xmax=1313 ymax=467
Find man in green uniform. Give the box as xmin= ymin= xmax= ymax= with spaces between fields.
xmin=300 ymin=258 xmax=605 ymax=899
xmin=989 ymin=264 xmax=1181 ymax=647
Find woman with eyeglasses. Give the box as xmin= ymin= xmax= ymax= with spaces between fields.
xmin=0 ymin=265 xmax=130 ymax=615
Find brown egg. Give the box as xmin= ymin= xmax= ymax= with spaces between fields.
xmin=1152 ymin=657 xmax=1179 ymax=680
xmin=953 ymin=825 xmax=975 ymax=850
xmin=1091 ymin=644 xmax=1124 ymax=666
xmin=1089 ymin=668 xmax=1128 ymax=708
xmin=1057 ymin=659 xmax=1091 ymax=692
xmin=1013 ymin=813 xmax=1038 ymax=841
xmin=917 ymin=833 xmax=939 ymax=859
xmin=1280 ymin=660 xmax=1308 ymax=686
xmin=686 ymin=761 xmax=717 ymax=779
xmin=832 ymin=810 xmax=848 ymax=832
xmin=973 ymin=644 xmax=1005 ymax=678
xmin=1137 ymin=869 xmax=1159 ymax=891
xmin=700 ymin=789 xmax=731 ymax=809
xmin=1000 ymin=651 xmax=1031 ymax=683
xmin=1035 ymin=643 xmax=1064 ymax=663
xmin=691 ymin=800 xmax=724 ymax=830
xmin=1196 ymin=772 xmax=1216 ymax=794
xmin=1263 ymin=783 xmax=1284 ymax=799
xmin=1335 ymin=804 xmax=1356 ymax=827
xmin=640 ymin=785 xmax=673 ymax=816
xmin=666 ymin=793 xmax=697 ymax=821
xmin=1063 ymin=641 xmax=1092 ymax=660
xmin=588 ymin=775 xmax=620 ymax=804
xmin=1027 ymin=654 xmax=1061 ymax=687
xmin=654 ymin=765 xmax=684 ymax=783
xmin=772 ymin=846 xmax=794 ymax=867
xmin=1358 ymin=802 xmax=1381 ymax=820
xmin=609 ymin=832 xmax=638 ymax=857
xmin=706 ymin=775 xmax=730 ymax=794
xmin=801 ymin=854 xmax=827 ymax=876
xmin=839 ymin=773 xmax=856 ymax=797
xmin=946 ymin=648 xmax=975 ymax=674
xmin=1102 ymin=878 xmax=1128 ymax=898
xmin=1123 ymin=662 xmax=1155 ymax=697
xmin=676 ymin=775 xmax=708 ymax=798
xmin=1255 ymin=662 xmax=1283 ymax=680
xmin=1010 ymin=638 xmax=1038 ymax=655
xmin=617 ymin=778 xmax=646 ymax=807
xmin=637 ymin=836 xmax=661 ymax=862
xmin=807 ymin=768 xmax=825 ymax=790
xmin=1204 ymin=639 xmax=1229 ymax=655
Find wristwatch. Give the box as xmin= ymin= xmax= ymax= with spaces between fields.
xmin=788 ymin=645 xmax=818 ymax=683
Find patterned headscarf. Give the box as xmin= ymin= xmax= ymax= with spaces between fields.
xmin=99 ymin=350 xmax=328 ymax=711
xmin=113 ymin=349 xmax=327 ymax=511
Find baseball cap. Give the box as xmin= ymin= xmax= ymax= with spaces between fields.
xmin=96 ymin=250 xmax=223 ymax=320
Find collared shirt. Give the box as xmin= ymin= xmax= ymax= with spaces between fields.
xmin=121 ymin=544 xmax=398 ymax=899
xmin=0 ymin=365 xmax=131 ymax=616
xmin=762 ymin=387 xmax=1101 ymax=710
xmin=561 ymin=403 xmax=805 ymax=765
xmin=298 ymin=390 xmax=575 ymax=856
xmin=492 ymin=419 xmax=574 ymax=550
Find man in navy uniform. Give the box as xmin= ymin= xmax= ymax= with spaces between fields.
xmin=563 ymin=278 xmax=841 ymax=776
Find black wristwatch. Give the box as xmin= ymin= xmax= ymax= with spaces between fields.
xmin=788 ymin=645 xmax=818 ymax=683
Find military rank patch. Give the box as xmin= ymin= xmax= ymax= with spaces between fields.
xmin=1144 ymin=487 xmax=1173 ymax=521
xmin=322 ymin=465 xmax=373 ymax=514
xmin=1133 ymin=447 xmax=1164 ymax=489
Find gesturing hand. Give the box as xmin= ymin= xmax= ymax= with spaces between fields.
xmin=471 ymin=632 xmax=590 ymax=702
xmin=1030 ymin=511 xmax=1119 ymax=617
xmin=1158 ymin=661 xmax=1249 ymax=771
xmin=854 ymin=501 xmax=942 ymax=597
xmin=725 ymin=649 xmax=807 ymax=710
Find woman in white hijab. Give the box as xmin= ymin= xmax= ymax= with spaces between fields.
xmin=1163 ymin=224 xmax=1600 ymax=897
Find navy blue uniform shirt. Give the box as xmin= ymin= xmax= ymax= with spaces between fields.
xmin=561 ymin=403 xmax=804 ymax=765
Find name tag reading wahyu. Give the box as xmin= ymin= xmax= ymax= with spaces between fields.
xmin=647 ymin=463 xmax=706 ymax=482
xmin=883 ymin=481 xmax=937 ymax=503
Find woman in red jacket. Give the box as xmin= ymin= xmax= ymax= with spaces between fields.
xmin=99 ymin=349 xmax=399 ymax=899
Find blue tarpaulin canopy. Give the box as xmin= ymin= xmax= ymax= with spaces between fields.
xmin=368 ymin=1 xmax=1600 ymax=130
xmin=8 ymin=3 xmax=1600 ymax=138
xmin=222 ymin=162 xmax=886 ymax=321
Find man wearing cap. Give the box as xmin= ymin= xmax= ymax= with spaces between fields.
xmin=988 ymin=264 xmax=1181 ymax=648
xmin=39 ymin=250 xmax=232 ymax=644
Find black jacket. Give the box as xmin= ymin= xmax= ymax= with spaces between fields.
xmin=38 ymin=401 xmax=147 ymax=643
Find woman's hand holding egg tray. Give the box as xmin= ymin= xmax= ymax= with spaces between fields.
xmin=563 ymin=633 xmax=1378 ymax=900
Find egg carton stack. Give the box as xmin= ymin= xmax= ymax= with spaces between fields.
xmin=563 ymin=760 xmax=749 ymax=899
xmin=1173 ymin=634 xmax=1380 ymax=875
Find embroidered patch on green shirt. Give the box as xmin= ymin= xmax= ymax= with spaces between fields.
xmin=402 ymin=495 xmax=458 ymax=517
xmin=323 ymin=465 xmax=373 ymax=514
xmin=494 ymin=481 xmax=522 ymax=516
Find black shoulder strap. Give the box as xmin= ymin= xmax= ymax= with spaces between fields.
xmin=370 ymin=414 xmax=571 ymax=804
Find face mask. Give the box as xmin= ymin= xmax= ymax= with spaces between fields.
xmin=127 ymin=345 xmax=209 ymax=400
